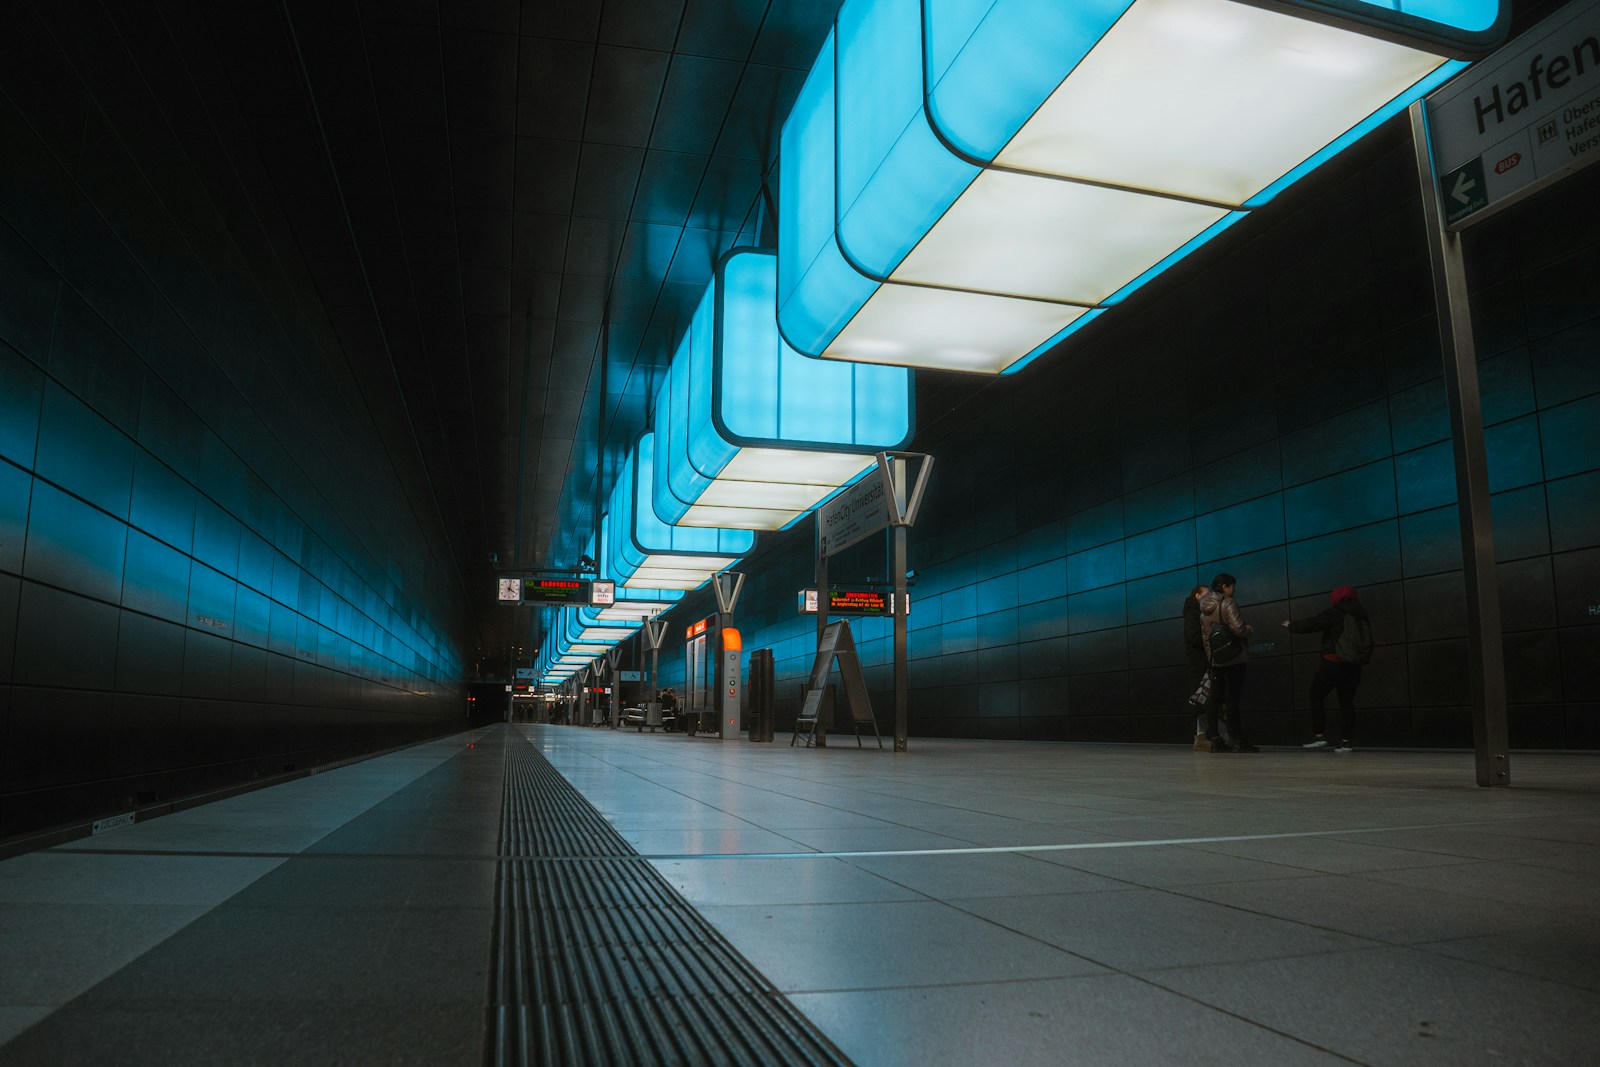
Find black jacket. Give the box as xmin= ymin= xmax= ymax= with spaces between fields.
xmin=1287 ymin=597 xmax=1369 ymax=659
xmin=1182 ymin=596 xmax=1207 ymax=670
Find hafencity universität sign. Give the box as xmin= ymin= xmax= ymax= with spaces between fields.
xmin=1428 ymin=0 xmax=1600 ymax=228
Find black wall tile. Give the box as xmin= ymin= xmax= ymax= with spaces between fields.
xmin=1400 ymin=506 xmax=1463 ymax=577
xmin=1539 ymin=394 xmax=1600 ymax=480
xmin=1552 ymin=548 xmax=1600 ymax=626
xmin=1559 ymin=627 xmax=1600 ymax=703
xmin=1547 ymin=470 xmax=1600 ymax=554
xmin=1497 ymin=557 xmax=1556 ymax=633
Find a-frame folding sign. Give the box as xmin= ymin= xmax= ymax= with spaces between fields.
xmin=793 ymin=619 xmax=881 ymax=749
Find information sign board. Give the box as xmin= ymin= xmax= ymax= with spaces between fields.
xmin=817 ymin=474 xmax=888 ymax=558
xmin=522 ymin=578 xmax=590 ymax=605
xmin=1427 ymin=0 xmax=1600 ymax=229
xmin=797 ymin=587 xmax=906 ymax=617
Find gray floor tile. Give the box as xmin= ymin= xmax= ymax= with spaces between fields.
xmin=0 ymin=903 xmax=207 ymax=1002
xmin=842 ymin=851 xmax=1127 ymax=900
xmin=77 ymin=904 xmax=492 ymax=1005
xmin=621 ymin=827 xmax=816 ymax=856
xmin=0 ymin=853 xmax=282 ymax=905
xmin=1033 ymin=842 xmax=1315 ymax=887
xmin=761 ymin=825 xmax=983 ymax=854
xmin=649 ymin=855 xmax=920 ymax=906
xmin=233 ymin=856 xmax=496 ymax=909
xmin=1416 ymin=916 xmax=1600 ymax=992
xmin=1153 ymin=945 xmax=1600 ymax=1067
xmin=0 ymin=1008 xmax=52 ymax=1047
xmin=1364 ymin=860 xmax=1600 ymax=915
xmin=958 ymin=887 xmax=1374 ymax=972
xmin=1184 ymin=834 xmax=1478 ymax=875
xmin=0 ymin=1001 xmax=483 ymax=1066
xmin=696 ymin=900 xmax=1109 ymax=992
xmin=1172 ymin=871 xmax=1519 ymax=945
xmin=790 ymin=973 xmax=1350 ymax=1067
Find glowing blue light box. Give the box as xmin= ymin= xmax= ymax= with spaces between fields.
xmin=608 ymin=434 xmax=754 ymax=590
xmin=654 ymin=248 xmax=913 ymax=530
xmin=778 ymin=0 xmax=1507 ymax=375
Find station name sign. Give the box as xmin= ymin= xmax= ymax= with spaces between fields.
xmin=1427 ymin=0 xmax=1600 ymax=228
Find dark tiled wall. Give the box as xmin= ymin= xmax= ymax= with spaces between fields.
xmin=0 ymin=8 xmax=468 ymax=837
xmin=660 ymin=124 xmax=1600 ymax=751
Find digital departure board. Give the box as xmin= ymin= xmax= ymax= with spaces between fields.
xmin=522 ymin=578 xmax=589 ymax=605
xmin=797 ymin=587 xmax=905 ymax=617
xmin=497 ymin=577 xmax=594 ymax=605
xmin=829 ymin=589 xmax=892 ymax=617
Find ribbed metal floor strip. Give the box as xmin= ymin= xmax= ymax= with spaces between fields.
xmin=488 ymin=736 xmax=853 ymax=1067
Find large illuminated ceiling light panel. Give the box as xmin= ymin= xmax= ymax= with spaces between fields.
xmin=564 ymin=607 xmax=640 ymax=647
xmin=608 ymin=435 xmax=754 ymax=590
xmin=654 ymin=249 xmax=913 ymax=530
xmin=580 ymin=533 xmax=683 ymax=618
xmin=778 ymin=0 xmax=1506 ymax=375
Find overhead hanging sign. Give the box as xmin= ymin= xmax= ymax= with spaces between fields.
xmin=1426 ymin=0 xmax=1600 ymax=229
xmin=495 ymin=577 xmax=595 ymax=605
xmin=817 ymin=472 xmax=888 ymax=559
xmin=816 ymin=451 xmax=934 ymax=557
xmin=798 ymin=587 xmax=907 ymax=617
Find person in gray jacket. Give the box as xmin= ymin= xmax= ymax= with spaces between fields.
xmin=1200 ymin=573 xmax=1257 ymax=752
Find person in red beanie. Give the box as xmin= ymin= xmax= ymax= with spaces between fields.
xmin=1281 ymin=585 xmax=1373 ymax=752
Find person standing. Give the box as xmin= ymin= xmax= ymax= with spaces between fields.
xmin=1281 ymin=585 xmax=1372 ymax=753
xmin=1183 ymin=584 xmax=1212 ymax=750
xmin=1200 ymin=573 xmax=1257 ymax=752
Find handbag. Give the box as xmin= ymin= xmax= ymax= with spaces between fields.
xmin=1187 ymin=669 xmax=1213 ymax=707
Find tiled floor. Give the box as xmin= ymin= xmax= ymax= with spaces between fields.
xmin=2 ymin=723 xmax=1597 ymax=1065
xmin=546 ymin=727 xmax=1600 ymax=1067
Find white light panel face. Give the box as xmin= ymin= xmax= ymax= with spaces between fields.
xmin=825 ymin=282 xmax=1088 ymax=374
xmin=891 ymin=168 xmax=1228 ymax=304
xmin=725 ymin=447 xmax=874 ymax=487
xmin=680 ymin=503 xmax=807 ymax=529
xmin=996 ymin=0 xmax=1442 ymax=205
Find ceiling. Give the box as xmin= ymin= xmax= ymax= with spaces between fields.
xmin=198 ymin=0 xmax=844 ymax=648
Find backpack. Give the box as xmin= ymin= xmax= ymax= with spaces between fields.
xmin=1209 ymin=620 xmax=1245 ymax=665
xmin=1333 ymin=612 xmax=1374 ymax=665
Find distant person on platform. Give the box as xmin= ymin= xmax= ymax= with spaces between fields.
xmin=1184 ymin=584 xmax=1214 ymax=751
xmin=1282 ymin=585 xmax=1374 ymax=753
xmin=1200 ymin=573 xmax=1257 ymax=753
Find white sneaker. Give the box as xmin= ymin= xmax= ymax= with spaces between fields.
xmin=1333 ymin=745 xmax=1354 ymax=753
xmin=1302 ymin=739 xmax=1328 ymax=749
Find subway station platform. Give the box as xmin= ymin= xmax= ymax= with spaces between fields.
xmin=2 ymin=724 xmax=1597 ymax=1066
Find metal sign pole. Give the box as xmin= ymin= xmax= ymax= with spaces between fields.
xmin=1410 ymin=100 xmax=1510 ymax=788
xmin=886 ymin=456 xmax=909 ymax=752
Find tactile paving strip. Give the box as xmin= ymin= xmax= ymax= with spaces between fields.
xmin=488 ymin=736 xmax=852 ymax=1067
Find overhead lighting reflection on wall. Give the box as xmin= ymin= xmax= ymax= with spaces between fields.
xmin=778 ymin=0 xmax=1507 ymax=375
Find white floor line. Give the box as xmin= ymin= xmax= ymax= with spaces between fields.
xmin=639 ymin=819 xmax=1503 ymax=861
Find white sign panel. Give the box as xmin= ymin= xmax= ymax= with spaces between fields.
xmin=816 ymin=472 xmax=888 ymax=558
xmin=1427 ymin=0 xmax=1600 ymax=229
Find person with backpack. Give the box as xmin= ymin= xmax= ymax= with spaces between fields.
xmin=1281 ymin=584 xmax=1373 ymax=753
xmin=1199 ymin=574 xmax=1257 ymax=753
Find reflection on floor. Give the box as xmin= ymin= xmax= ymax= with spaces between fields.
xmin=2 ymin=723 xmax=1597 ymax=1066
